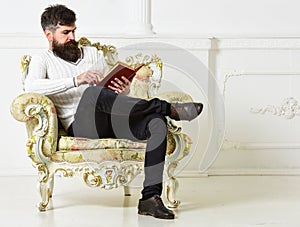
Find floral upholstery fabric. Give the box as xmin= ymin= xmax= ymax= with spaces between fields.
xmin=56 ymin=137 xmax=147 ymax=163
xmin=129 ymin=66 xmax=153 ymax=99
xmin=51 ymin=148 xmax=146 ymax=163
xmin=54 ymin=132 xmax=180 ymax=163
xmin=58 ymin=136 xmax=147 ymax=151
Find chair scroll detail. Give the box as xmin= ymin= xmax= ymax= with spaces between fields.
xmin=11 ymin=37 xmax=193 ymax=211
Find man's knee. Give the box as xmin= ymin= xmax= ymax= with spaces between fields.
xmin=147 ymin=114 xmax=167 ymax=141
xmin=148 ymin=114 xmax=167 ymax=129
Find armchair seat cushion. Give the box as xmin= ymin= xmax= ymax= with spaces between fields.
xmin=58 ymin=136 xmax=147 ymax=151
xmin=51 ymin=148 xmax=146 ymax=163
xmin=55 ymin=136 xmax=147 ymax=163
xmin=53 ymin=134 xmax=179 ymax=163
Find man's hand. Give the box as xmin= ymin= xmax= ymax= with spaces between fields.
xmin=108 ymin=76 xmax=131 ymax=95
xmin=76 ymin=70 xmax=104 ymax=86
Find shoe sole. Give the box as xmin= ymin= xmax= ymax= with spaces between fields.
xmin=138 ymin=210 xmax=175 ymax=219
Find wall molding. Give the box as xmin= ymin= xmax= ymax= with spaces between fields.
xmin=222 ymin=70 xmax=300 ymax=97
xmin=207 ymin=168 xmax=300 ymax=176
xmin=222 ymin=140 xmax=300 ymax=150
xmin=250 ymin=97 xmax=300 ymax=119
xmin=5 ymin=34 xmax=300 ymax=50
xmin=222 ymin=70 xmax=300 ymax=152
xmin=213 ymin=37 xmax=300 ymax=50
xmin=0 ymin=33 xmax=212 ymax=50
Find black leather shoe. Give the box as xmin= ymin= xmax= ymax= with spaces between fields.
xmin=138 ymin=195 xmax=175 ymax=219
xmin=170 ymin=102 xmax=203 ymax=121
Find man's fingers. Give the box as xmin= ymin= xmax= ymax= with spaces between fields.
xmin=113 ymin=77 xmax=130 ymax=88
xmin=114 ymin=78 xmax=123 ymax=85
xmin=121 ymin=76 xmax=130 ymax=85
xmin=86 ymin=71 xmax=104 ymax=85
xmin=111 ymin=80 xmax=121 ymax=88
xmin=107 ymin=85 xmax=120 ymax=93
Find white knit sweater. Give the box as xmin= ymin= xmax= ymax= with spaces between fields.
xmin=24 ymin=46 xmax=109 ymax=130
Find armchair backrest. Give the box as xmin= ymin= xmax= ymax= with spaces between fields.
xmin=21 ymin=37 xmax=163 ymax=99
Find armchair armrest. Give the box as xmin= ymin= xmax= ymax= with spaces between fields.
xmin=10 ymin=92 xmax=58 ymax=163
xmin=155 ymin=91 xmax=194 ymax=162
xmin=154 ymin=91 xmax=194 ymax=103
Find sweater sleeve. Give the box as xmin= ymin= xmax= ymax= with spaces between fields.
xmin=24 ymin=54 xmax=75 ymax=95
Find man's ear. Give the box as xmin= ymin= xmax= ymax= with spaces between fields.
xmin=44 ymin=29 xmax=53 ymax=42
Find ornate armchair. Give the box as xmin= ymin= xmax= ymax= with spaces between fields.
xmin=10 ymin=38 xmax=194 ymax=211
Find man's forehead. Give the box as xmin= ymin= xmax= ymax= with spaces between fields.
xmin=56 ymin=24 xmax=76 ymax=30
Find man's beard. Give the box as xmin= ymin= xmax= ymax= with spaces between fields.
xmin=52 ymin=39 xmax=81 ymax=63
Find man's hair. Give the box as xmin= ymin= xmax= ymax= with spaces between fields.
xmin=41 ymin=4 xmax=76 ymax=31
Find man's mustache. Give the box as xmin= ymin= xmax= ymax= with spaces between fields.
xmin=65 ymin=40 xmax=78 ymax=47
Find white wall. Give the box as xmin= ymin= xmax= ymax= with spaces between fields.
xmin=152 ymin=0 xmax=300 ymax=37
xmin=0 ymin=0 xmax=127 ymax=35
xmin=3 ymin=0 xmax=300 ymax=177
xmin=3 ymin=0 xmax=300 ymax=36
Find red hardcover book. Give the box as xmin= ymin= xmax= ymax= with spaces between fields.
xmin=99 ymin=61 xmax=144 ymax=87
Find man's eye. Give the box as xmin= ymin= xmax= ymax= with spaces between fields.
xmin=63 ymin=30 xmax=75 ymax=35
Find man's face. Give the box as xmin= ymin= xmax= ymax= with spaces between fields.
xmin=49 ymin=24 xmax=81 ymax=63
xmin=52 ymin=24 xmax=77 ymax=45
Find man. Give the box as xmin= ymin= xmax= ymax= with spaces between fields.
xmin=25 ymin=4 xmax=203 ymax=219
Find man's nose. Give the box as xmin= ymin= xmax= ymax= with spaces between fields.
xmin=68 ymin=32 xmax=75 ymax=40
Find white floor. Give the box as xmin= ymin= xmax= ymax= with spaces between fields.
xmin=1 ymin=175 xmax=300 ymax=227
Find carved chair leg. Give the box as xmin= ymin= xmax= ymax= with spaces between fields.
xmin=38 ymin=181 xmax=51 ymax=211
xmin=165 ymin=176 xmax=180 ymax=208
xmin=37 ymin=164 xmax=52 ymax=212
xmin=124 ymin=186 xmax=131 ymax=196
xmin=48 ymin=175 xmax=54 ymax=198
